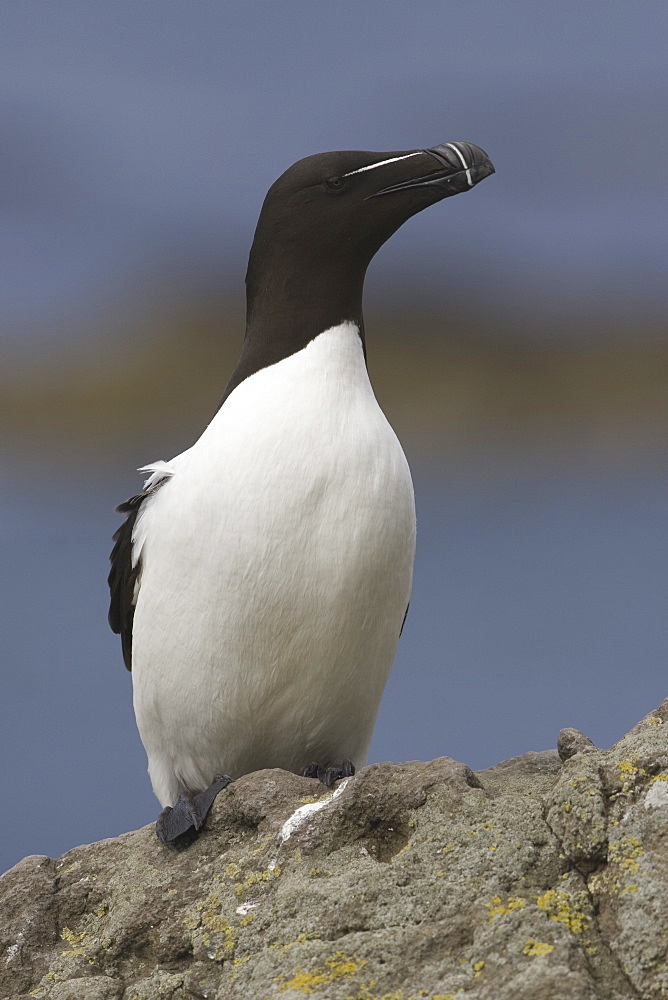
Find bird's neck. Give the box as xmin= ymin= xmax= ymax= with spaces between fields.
xmin=219 ymin=255 xmax=367 ymax=406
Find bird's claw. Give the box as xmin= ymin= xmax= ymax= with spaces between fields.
xmin=302 ymin=759 xmax=355 ymax=787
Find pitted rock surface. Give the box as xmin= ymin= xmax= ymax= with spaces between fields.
xmin=2 ymin=700 xmax=668 ymax=1000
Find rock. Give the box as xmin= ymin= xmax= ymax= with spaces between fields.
xmin=557 ymin=728 xmax=598 ymax=762
xmin=2 ymin=700 xmax=668 ymax=1000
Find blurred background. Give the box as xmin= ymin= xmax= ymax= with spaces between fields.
xmin=1 ymin=0 xmax=667 ymax=874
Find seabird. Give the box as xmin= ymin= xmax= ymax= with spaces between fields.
xmin=108 ymin=141 xmax=494 ymax=845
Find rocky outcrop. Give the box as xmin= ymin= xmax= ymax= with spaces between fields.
xmin=2 ymin=700 xmax=668 ymax=1000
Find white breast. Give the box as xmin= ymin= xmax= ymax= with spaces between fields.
xmin=131 ymin=322 xmax=416 ymax=806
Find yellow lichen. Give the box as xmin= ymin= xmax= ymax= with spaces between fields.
xmin=608 ymin=837 xmax=644 ymax=875
xmin=523 ymin=939 xmax=554 ymax=956
xmin=252 ymin=833 xmax=273 ymax=854
xmin=235 ymin=866 xmax=282 ymax=896
xmin=589 ymin=836 xmax=647 ymax=896
xmin=229 ymin=953 xmax=252 ymax=980
xmin=269 ymin=933 xmax=321 ymax=954
xmin=276 ymin=951 xmax=365 ymax=993
xmin=535 ymin=890 xmax=588 ymax=936
xmin=589 ymin=837 xmax=647 ymax=895
xmin=486 ymin=894 xmax=526 ymax=920
xmin=615 ymin=759 xmax=655 ymax=794
xmin=183 ymin=890 xmax=237 ymax=961
xmin=281 ymin=934 xmax=313 ymax=952
xmin=60 ymin=926 xmax=88 ymax=957
xmin=473 ymin=960 xmax=485 ymax=977
xmin=29 ymin=970 xmax=67 ymax=997
xmin=238 ymin=912 xmax=254 ymax=926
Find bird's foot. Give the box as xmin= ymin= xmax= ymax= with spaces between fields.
xmin=302 ymin=759 xmax=355 ymax=788
xmin=156 ymin=773 xmax=234 ymax=849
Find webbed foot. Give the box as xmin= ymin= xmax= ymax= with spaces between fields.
xmin=156 ymin=773 xmax=234 ymax=849
xmin=301 ymin=759 xmax=355 ymax=787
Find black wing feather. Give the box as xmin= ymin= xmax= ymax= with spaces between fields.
xmin=108 ymin=492 xmax=144 ymax=671
xmin=108 ymin=479 xmax=168 ymax=671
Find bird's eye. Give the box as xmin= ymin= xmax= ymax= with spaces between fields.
xmin=325 ymin=176 xmax=346 ymax=192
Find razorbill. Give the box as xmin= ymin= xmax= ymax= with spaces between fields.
xmin=108 ymin=141 xmax=495 ymax=844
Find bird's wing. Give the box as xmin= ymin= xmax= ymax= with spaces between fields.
xmin=108 ymin=463 xmax=174 ymax=671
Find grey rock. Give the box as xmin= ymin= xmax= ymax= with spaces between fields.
xmin=558 ymin=727 xmax=598 ymax=762
xmin=2 ymin=701 xmax=668 ymax=1000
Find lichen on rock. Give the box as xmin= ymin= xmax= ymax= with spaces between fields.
xmin=2 ymin=699 xmax=668 ymax=999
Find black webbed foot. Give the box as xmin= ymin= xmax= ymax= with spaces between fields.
xmin=301 ymin=759 xmax=355 ymax=788
xmin=156 ymin=773 xmax=234 ymax=849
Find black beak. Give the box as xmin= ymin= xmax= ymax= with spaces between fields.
xmin=369 ymin=141 xmax=495 ymax=199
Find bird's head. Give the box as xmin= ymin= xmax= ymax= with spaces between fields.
xmin=248 ymin=142 xmax=495 ymax=281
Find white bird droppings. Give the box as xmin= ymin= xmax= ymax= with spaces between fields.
xmin=5 ymin=932 xmax=24 ymax=966
xmin=279 ymin=779 xmax=351 ymax=845
xmin=235 ymin=902 xmax=257 ymax=916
